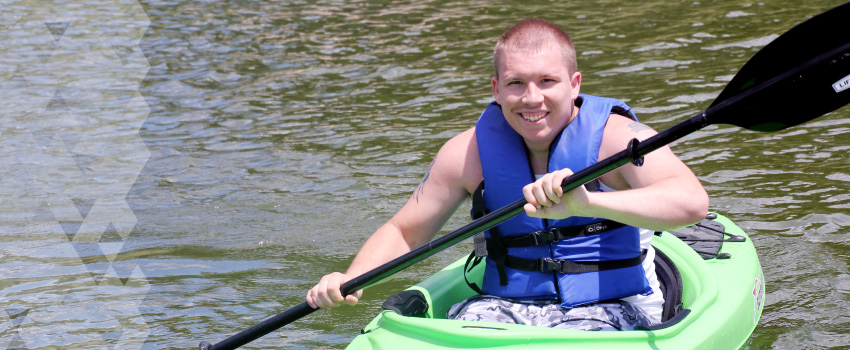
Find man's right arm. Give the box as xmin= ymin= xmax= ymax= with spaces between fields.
xmin=306 ymin=128 xmax=480 ymax=310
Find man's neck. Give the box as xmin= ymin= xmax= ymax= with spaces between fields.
xmin=527 ymin=147 xmax=549 ymax=175
xmin=524 ymin=104 xmax=579 ymax=175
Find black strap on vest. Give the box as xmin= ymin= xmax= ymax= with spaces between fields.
xmin=503 ymin=250 xmax=646 ymax=274
xmin=470 ymin=181 xmax=487 ymax=222
xmin=494 ymin=220 xmax=627 ymax=248
xmin=488 ymin=233 xmax=509 ymax=285
xmin=463 ymin=252 xmax=485 ymax=294
xmin=468 ymin=181 xmax=509 ymax=286
xmin=468 ymin=181 xmax=637 ymax=288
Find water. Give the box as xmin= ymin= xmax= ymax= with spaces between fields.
xmin=2 ymin=0 xmax=849 ymax=348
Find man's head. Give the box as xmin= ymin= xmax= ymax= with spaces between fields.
xmin=490 ymin=18 xmax=582 ymax=153
xmin=493 ymin=18 xmax=577 ymax=80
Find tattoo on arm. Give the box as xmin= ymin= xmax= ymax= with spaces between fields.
xmin=415 ymin=157 xmax=436 ymax=203
xmin=627 ymin=122 xmax=652 ymax=134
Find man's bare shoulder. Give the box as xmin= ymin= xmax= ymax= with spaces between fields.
xmin=606 ymin=113 xmax=656 ymax=135
xmin=444 ymin=127 xmax=476 ymax=144
xmin=436 ymin=127 xmax=476 ymax=158
xmin=433 ymin=127 xmax=482 ymax=194
xmin=601 ymin=114 xmax=657 ymax=152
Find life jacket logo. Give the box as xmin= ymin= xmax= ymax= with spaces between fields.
xmin=587 ymin=223 xmax=606 ymax=233
xmin=834 ymin=73 xmax=850 ymax=93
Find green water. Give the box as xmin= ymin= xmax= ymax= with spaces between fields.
xmin=2 ymin=0 xmax=849 ymax=349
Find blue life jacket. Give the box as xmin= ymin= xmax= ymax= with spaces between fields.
xmin=473 ymin=94 xmax=652 ymax=308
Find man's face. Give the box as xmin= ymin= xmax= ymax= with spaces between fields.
xmin=492 ymin=46 xmax=581 ymax=152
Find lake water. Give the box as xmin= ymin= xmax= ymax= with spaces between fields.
xmin=2 ymin=0 xmax=849 ymax=349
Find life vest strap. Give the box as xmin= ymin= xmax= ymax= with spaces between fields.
xmin=491 ymin=220 xmax=626 ymax=248
xmin=504 ymin=250 xmax=647 ymax=274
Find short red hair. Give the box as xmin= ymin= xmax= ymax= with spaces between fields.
xmin=493 ymin=18 xmax=577 ymax=79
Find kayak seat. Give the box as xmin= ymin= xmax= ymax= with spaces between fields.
xmin=639 ymin=247 xmax=689 ymax=330
xmin=381 ymin=289 xmax=429 ymax=317
xmin=380 ymin=246 xmax=690 ymax=327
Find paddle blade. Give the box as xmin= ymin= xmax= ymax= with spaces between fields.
xmin=707 ymin=2 xmax=850 ymax=131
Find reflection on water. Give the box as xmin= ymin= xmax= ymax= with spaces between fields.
xmin=2 ymin=0 xmax=849 ymax=349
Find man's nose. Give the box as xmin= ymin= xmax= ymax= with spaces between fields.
xmin=522 ymin=83 xmax=543 ymax=104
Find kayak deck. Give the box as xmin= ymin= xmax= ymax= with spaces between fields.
xmin=347 ymin=213 xmax=764 ymax=350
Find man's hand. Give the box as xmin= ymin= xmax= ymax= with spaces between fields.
xmin=306 ymin=272 xmax=363 ymax=310
xmin=522 ymin=168 xmax=591 ymax=219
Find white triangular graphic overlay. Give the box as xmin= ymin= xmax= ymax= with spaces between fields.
xmin=0 ymin=1 xmax=152 ymax=348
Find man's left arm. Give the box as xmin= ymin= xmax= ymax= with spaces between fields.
xmin=523 ymin=113 xmax=708 ymax=231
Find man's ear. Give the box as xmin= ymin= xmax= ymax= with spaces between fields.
xmin=571 ymin=71 xmax=582 ymax=98
xmin=491 ymin=77 xmax=500 ymax=104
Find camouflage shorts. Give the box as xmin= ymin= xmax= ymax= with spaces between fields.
xmin=447 ymin=295 xmax=656 ymax=331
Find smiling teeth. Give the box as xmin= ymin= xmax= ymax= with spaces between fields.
xmin=522 ymin=113 xmax=546 ymax=122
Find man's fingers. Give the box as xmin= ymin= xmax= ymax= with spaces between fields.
xmin=306 ymin=287 xmax=318 ymax=309
xmin=328 ymin=279 xmax=345 ymax=305
xmin=315 ymin=277 xmax=334 ymax=309
xmin=522 ymin=184 xmax=539 ymax=208
xmin=307 ymin=273 xmax=360 ymax=310
xmin=552 ymin=172 xmax=569 ymax=197
xmin=554 ymin=169 xmax=574 ymax=196
xmin=313 ymin=274 xmax=344 ymax=309
xmin=541 ymin=173 xmax=561 ymax=204
xmin=524 ymin=168 xmax=577 ymax=215
xmin=524 ymin=202 xmax=539 ymax=214
xmin=344 ymin=289 xmax=363 ymax=306
xmin=532 ymin=184 xmax=549 ymax=207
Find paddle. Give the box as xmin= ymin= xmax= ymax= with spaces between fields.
xmin=199 ymin=2 xmax=850 ymax=349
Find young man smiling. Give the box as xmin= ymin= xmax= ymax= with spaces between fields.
xmin=307 ymin=18 xmax=708 ymax=330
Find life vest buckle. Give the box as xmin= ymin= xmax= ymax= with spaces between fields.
xmin=530 ymin=228 xmax=557 ymax=246
xmin=538 ymin=258 xmax=563 ymax=273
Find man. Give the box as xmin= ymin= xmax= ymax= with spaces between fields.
xmin=306 ymin=18 xmax=708 ymax=330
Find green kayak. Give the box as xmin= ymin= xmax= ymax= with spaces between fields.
xmin=347 ymin=213 xmax=764 ymax=350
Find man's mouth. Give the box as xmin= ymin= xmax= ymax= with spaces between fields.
xmin=521 ymin=112 xmax=547 ymax=122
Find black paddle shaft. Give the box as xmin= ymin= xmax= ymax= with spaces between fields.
xmin=199 ymin=2 xmax=850 ymax=349
xmin=198 ymin=303 xmax=315 ymax=350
